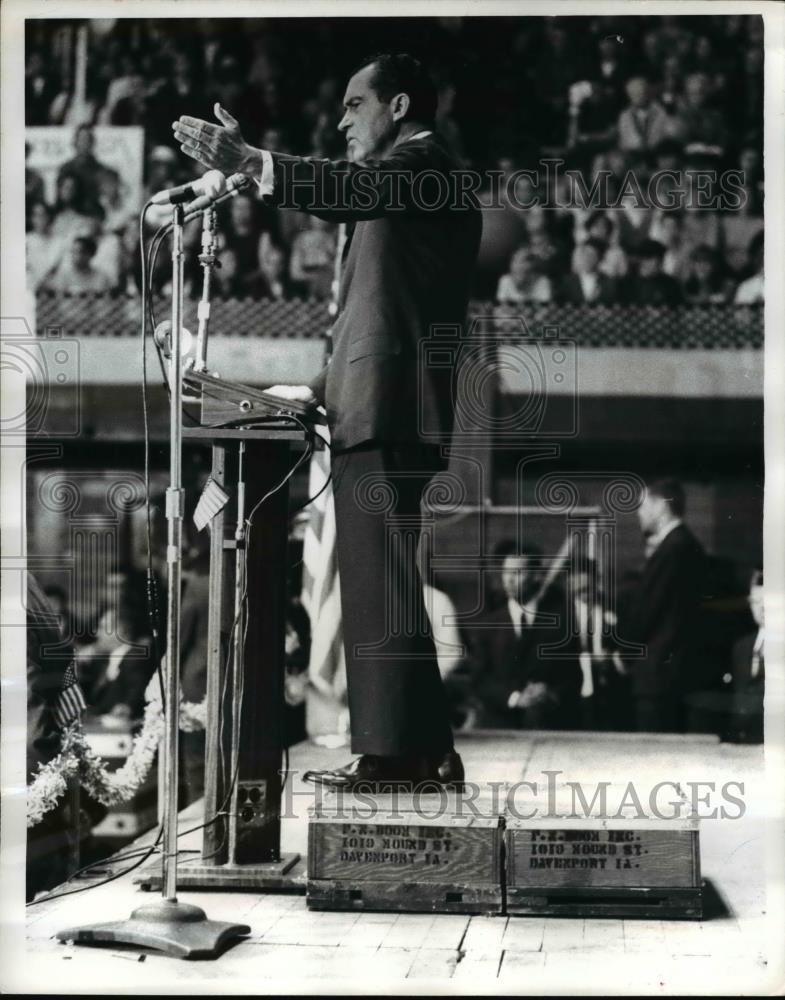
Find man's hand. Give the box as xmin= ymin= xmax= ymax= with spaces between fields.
xmin=267 ymin=384 xmax=317 ymax=405
xmin=172 ymin=104 xmax=263 ymax=176
xmin=518 ymin=682 xmax=550 ymax=709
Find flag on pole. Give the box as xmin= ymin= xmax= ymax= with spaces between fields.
xmin=53 ymin=659 xmax=86 ymax=729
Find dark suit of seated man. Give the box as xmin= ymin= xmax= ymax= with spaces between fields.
xmin=468 ymin=542 xmax=582 ymax=729
xmin=173 ymin=54 xmax=481 ymax=790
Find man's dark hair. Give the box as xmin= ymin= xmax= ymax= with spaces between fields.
xmin=355 ymin=53 xmax=438 ymax=126
xmin=494 ymin=539 xmax=543 ymax=561
xmin=73 ymin=235 xmax=97 ymax=257
xmin=637 ymin=238 xmax=666 ymax=261
xmin=647 ymin=478 xmax=686 ymax=517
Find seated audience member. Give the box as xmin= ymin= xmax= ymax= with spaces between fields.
xmin=616 ymin=76 xmax=672 ymax=154
xmin=683 ymin=245 xmax=735 ymax=305
xmin=556 ymin=240 xmax=618 ymax=305
xmin=734 ymin=232 xmax=764 ymax=304
xmin=50 ymin=174 xmax=98 ymax=243
xmin=25 ymin=142 xmax=46 ymax=221
xmin=569 ymin=567 xmax=631 ymax=730
xmin=26 ymin=201 xmax=65 ymax=292
xmin=56 ymin=125 xmax=119 ymax=220
xmin=78 ymin=603 xmax=155 ymax=722
xmin=289 ymin=215 xmax=336 ymax=299
xmin=43 ymin=234 xmax=113 ymax=294
xmin=728 ymin=568 xmax=764 ymax=742
xmin=26 ymin=573 xmax=87 ymax=901
xmin=622 ymin=239 xmax=683 ymax=305
xmin=671 ymin=72 xmax=728 ymax=154
xmin=468 ymin=542 xmax=581 ymax=730
xmin=581 ymin=211 xmax=628 ymax=278
xmin=648 ymin=211 xmax=690 ymax=279
xmin=254 ymin=239 xmax=292 ymax=300
xmin=496 ymin=247 xmax=552 ymax=304
xmin=622 ymin=479 xmax=706 ymax=732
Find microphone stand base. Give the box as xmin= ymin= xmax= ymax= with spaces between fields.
xmin=56 ymin=899 xmax=250 ymax=960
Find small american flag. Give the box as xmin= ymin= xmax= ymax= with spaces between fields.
xmin=193 ymin=476 xmax=230 ymax=532
xmin=53 ymin=659 xmax=86 ymax=729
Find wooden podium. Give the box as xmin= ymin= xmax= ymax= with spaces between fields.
xmin=139 ymin=416 xmax=314 ymax=890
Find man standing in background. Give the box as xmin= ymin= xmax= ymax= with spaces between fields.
xmin=625 ymin=479 xmax=706 ymax=732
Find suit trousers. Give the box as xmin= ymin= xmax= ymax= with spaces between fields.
xmin=331 ymin=442 xmax=454 ymax=757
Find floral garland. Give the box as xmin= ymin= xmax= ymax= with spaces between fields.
xmin=27 ymin=692 xmax=207 ymax=829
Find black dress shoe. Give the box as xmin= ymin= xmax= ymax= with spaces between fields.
xmin=432 ymin=750 xmax=465 ymax=791
xmin=303 ymin=754 xmax=428 ymax=791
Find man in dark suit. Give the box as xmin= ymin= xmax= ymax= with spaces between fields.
xmin=173 ymin=54 xmax=481 ymax=789
xmin=469 ymin=542 xmax=582 ymax=729
xmin=623 ymin=478 xmax=706 ymax=731
xmin=556 ymin=240 xmax=618 ymax=305
xmin=728 ymin=568 xmax=764 ymax=742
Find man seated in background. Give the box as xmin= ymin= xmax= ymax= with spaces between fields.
xmin=622 ymin=239 xmax=683 ymax=306
xmin=556 ymin=240 xmax=618 ymax=305
xmin=468 ymin=541 xmax=581 ymax=729
xmin=622 ymin=478 xmax=706 ymax=731
xmin=43 ymin=234 xmax=114 ymax=294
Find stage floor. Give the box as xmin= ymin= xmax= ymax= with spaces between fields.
xmin=17 ymin=730 xmax=777 ymax=993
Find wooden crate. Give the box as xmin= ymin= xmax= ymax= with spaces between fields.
xmin=505 ymin=814 xmax=702 ymax=920
xmin=307 ymin=792 xmax=503 ymax=914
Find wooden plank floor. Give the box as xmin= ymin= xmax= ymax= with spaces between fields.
xmin=16 ymin=731 xmax=776 ymax=993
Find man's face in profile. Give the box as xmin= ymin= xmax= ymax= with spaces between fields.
xmin=338 ymin=63 xmax=396 ymax=163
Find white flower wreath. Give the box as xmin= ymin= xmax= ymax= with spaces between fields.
xmin=27 ymin=683 xmax=207 ymax=829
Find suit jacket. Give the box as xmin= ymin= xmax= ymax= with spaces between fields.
xmin=556 ymin=273 xmax=618 ymax=305
xmin=624 ymin=524 xmax=705 ymax=700
xmin=469 ymin=589 xmax=582 ymax=728
xmin=268 ymin=135 xmax=482 ymax=452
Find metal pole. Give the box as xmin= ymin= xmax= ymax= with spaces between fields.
xmin=162 ymin=203 xmax=186 ymax=902
xmin=227 ymin=440 xmax=246 ymax=865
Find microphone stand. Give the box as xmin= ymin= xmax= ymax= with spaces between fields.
xmin=194 ymin=207 xmax=217 ymax=373
xmin=57 ymin=204 xmax=250 ymax=960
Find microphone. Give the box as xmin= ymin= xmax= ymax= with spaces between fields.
xmin=151 ymin=169 xmax=226 ymax=206
xmin=184 ymin=173 xmax=252 ymax=217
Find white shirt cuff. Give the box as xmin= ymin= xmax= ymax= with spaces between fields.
xmin=255 ymin=150 xmax=274 ymax=198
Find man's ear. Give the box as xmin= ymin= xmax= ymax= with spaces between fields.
xmin=390 ymin=92 xmax=410 ymax=122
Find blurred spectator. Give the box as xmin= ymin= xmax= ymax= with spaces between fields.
xmin=576 ymin=211 xmax=628 ymax=278
xmin=734 ymin=232 xmax=764 ymax=304
xmin=26 ymin=202 xmax=65 ymax=292
xmin=682 ymin=245 xmax=735 ymax=305
xmin=289 ymin=216 xmax=336 ymax=299
xmin=496 ymin=247 xmax=552 ymax=304
xmin=728 ymin=568 xmax=764 ymax=742
xmin=43 ymin=235 xmax=113 ymax=294
xmin=26 ymin=573 xmax=87 ymax=901
xmin=622 ymin=478 xmax=706 ymax=732
xmin=144 ymin=51 xmax=210 ymax=149
xmin=50 ymin=174 xmax=97 ymax=243
xmin=467 ymin=541 xmax=581 ymax=729
xmin=26 ymin=49 xmax=59 ymax=124
xmin=671 ymin=72 xmax=728 ymax=155
xmin=25 ymin=143 xmax=45 ymax=223
xmin=557 ymin=240 xmax=618 ymax=305
xmin=654 ymin=55 xmax=684 ymax=117
xmin=97 ymin=54 xmax=147 ymax=125
xmin=254 ymin=239 xmax=292 ymax=300
xmin=722 ymin=146 xmax=764 ymax=275
xmin=622 ymin=239 xmax=683 ymax=306
xmin=79 ymin=604 xmax=155 ymax=723
xmin=56 ymin=126 xmax=119 ymax=220
xmin=648 ymin=211 xmax=690 ymax=279
xmin=616 ymin=77 xmax=672 ymax=154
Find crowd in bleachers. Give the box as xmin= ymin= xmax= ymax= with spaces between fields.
xmin=25 ymin=15 xmax=763 ymax=303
